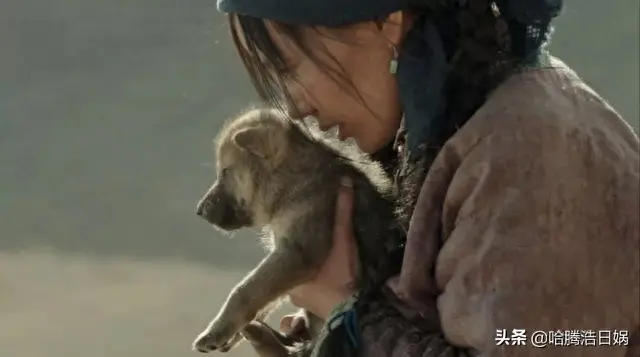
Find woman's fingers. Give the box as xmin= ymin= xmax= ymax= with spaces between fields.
xmin=279 ymin=314 xmax=306 ymax=335
xmin=333 ymin=176 xmax=354 ymax=238
xmin=242 ymin=321 xmax=291 ymax=357
xmin=283 ymin=177 xmax=359 ymax=320
xmin=331 ymin=176 xmax=359 ymax=283
xmin=279 ymin=314 xmax=294 ymax=334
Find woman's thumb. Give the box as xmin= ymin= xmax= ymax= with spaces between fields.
xmin=333 ymin=176 xmax=354 ymax=236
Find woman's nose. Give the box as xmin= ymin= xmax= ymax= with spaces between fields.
xmin=284 ymin=83 xmax=314 ymax=119
xmin=286 ymin=103 xmax=313 ymax=120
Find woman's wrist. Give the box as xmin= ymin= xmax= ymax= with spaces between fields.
xmin=292 ymin=285 xmax=354 ymax=320
xmin=317 ymin=287 xmax=353 ymax=320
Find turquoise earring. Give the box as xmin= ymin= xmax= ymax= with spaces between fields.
xmin=389 ymin=45 xmax=398 ymax=74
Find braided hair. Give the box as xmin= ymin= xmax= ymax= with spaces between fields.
xmin=395 ymin=0 xmax=559 ymax=227
xmin=316 ymin=2 xmax=560 ymax=356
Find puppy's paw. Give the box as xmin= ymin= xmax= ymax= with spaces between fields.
xmin=217 ymin=332 xmax=244 ymax=352
xmin=191 ymin=321 xmax=239 ymax=353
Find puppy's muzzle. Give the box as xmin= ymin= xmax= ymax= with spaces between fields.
xmin=196 ymin=193 xmax=251 ymax=230
xmin=196 ymin=195 xmax=227 ymax=224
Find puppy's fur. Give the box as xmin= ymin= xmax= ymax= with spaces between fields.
xmin=192 ymin=108 xmax=399 ymax=356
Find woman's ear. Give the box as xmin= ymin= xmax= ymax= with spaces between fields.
xmin=381 ymin=10 xmax=414 ymax=48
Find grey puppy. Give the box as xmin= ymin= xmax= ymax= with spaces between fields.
xmin=191 ymin=108 xmax=400 ymax=356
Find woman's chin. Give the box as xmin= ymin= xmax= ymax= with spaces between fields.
xmin=352 ymin=137 xmax=377 ymax=154
xmin=336 ymin=124 xmax=349 ymax=141
xmin=337 ymin=126 xmax=367 ymax=150
xmin=336 ymin=125 xmax=391 ymax=154
xmin=354 ymin=134 xmax=397 ymax=154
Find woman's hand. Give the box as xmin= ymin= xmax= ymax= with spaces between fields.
xmin=285 ymin=176 xmax=359 ymax=321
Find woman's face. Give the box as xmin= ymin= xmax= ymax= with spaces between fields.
xmin=234 ymin=13 xmax=411 ymax=154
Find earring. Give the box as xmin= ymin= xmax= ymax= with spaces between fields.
xmin=389 ymin=44 xmax=398 ymax=75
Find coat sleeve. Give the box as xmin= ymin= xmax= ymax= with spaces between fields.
xmin=358 ymin=108 xmax=639 ymax=356
xmin=433 ymin=113 xmax=638 ymax=357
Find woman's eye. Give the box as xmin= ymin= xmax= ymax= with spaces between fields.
xmin=273 ymin=66 xmax=293 ymax=79
xmin=280 ymin=64 xmax=295 ymax=75
xmin=271 ymin=60 xmax=296 ymax=78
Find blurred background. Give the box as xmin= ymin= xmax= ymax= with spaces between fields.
xmin=0 ymin=1 xmax=638 ymax=356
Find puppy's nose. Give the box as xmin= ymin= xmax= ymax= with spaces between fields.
xmin=195 ymin=198 xmax=209 ymax=217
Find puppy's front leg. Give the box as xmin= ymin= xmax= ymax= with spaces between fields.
xmin=192 ymin=247 xmax=314 ymax=353
xmin=213 ymin=299 xmax=282 ymax=353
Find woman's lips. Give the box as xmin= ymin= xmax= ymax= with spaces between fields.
xmin=337 ymin=124 xmax=350 ymax=141
xmin=317 ymin=122 xmax=336 ymax=132
xmin=317 ymin=121 xmax=349 ymax=141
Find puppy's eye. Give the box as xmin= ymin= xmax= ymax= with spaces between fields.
xmin=219 ymin=168 xmax=228 ymax=177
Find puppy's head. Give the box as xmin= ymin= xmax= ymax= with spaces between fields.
xmin=196 ymin=109 xmax=293 ymax=230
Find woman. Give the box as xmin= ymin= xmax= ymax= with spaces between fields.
xmin=211 ymin=0 xmax=640 ymax=356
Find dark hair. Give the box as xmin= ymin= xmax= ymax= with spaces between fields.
xmin=229 ymin=15 xmax=374 ymax=119
xmin=228 ymin=1 xmax=552 ymax=355
xmin=229 ymin=14 xmax=407 ymax=357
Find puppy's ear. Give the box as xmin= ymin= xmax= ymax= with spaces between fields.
xmin=232 ymin=126 xmax=268 ymax=159
xmin=232 ymin=123 xmax=289 ymax=163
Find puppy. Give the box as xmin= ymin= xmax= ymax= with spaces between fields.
xmin=192 ymin=108 xmax=400 ymax=355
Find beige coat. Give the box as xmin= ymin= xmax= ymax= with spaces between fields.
xmin=359 ymin=57 xmax=640 ymax=356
